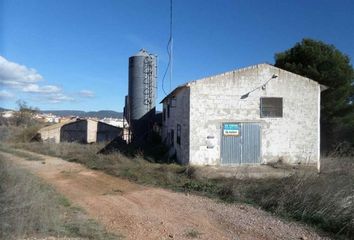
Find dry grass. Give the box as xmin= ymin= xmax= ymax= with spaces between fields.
xmin=0 ymin=124 xmax=43 ymax=143
xmin=5 ymin=139 xmax=354 ymax=239
xmin=235 ymin=172 xmax=354 ymax=238
xmin=0 ymin=153 xmax=120 ymax=240
xmin=0 ymin=144 xmax=44 ymax=161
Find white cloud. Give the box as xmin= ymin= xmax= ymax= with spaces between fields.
xmin=22 ymin=84 xmax=61 ymax=93
xmin=0 ymin=56 xmax=98 ymax=105
xmin=0 ymin=56 xmax=43 ymax=87
xmin=0 ymin=56 xmax=75 ymax=104
xmin=0 ymin=90 xmax=14 ymax=100
xmin=78 ymin=89 xmax=95 ymax=98
xmin=47 ymin=93 xmax=75 ymax=103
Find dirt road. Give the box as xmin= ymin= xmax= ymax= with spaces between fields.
xmin=1 ymin=150 xmax=329 ymax=240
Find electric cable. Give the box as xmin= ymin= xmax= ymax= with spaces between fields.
xmin=162 ymin=0 xmax=173 ymax=96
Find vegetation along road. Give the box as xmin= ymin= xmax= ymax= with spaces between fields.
xmin=0 ymin=149 xmax=330 ymax=240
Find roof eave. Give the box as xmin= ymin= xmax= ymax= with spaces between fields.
xmin=160 ymin=84 xmax=189 ymax=103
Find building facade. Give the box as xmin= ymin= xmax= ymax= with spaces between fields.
xmin=161 ymin=64 xmax=325 ymax=167
xmin=39 ymin=119 xmax=122 ymax=143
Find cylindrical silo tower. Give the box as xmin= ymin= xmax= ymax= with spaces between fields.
xmin=127 ymin=49 xmax=157 ymax=141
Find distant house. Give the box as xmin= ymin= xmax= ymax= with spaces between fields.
xmin=38 ymin=119 xmax=122 ymax=143
xmin=1 ymin=111 xmax=14 ymax=118
xmin=161 ymin=64 xmax=327 ymax=168
xmin=100 ymin=117 xmax=127 ymax=128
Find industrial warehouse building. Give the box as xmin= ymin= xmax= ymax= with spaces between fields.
xmin=38 ymin=119 xmax=122 ymax=143
xmin=161 ymin=63 xmax=326 ymax=167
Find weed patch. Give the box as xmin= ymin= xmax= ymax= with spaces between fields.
xmin=185 ymin=229 xmax=202 ymax=238
xmin=0 ymin=154 xmax=120 ymax=239
xmin=58 ymin=196 xmax=71 ymax=207
xmin=7 ymin=141 xmax=354 ymax=239
xmin=0 ymin=144 xmax=43 ymax=161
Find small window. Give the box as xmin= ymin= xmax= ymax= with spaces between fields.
xmin=166 ymin=132 xmax=170 ymax=144
xmin=163 ymin=108 xmax=166 ymax=121
xmin=260 ymin=97 xmax=283 ymax=118
xmin=171 ymin=97 xmax=177 ymax=107
xmin=177 ymin=124 xmax=181 ymax=145
xmin=167 ymin=104 xmax=170 ymax=118
xmin=170 ymin=129 xmax=174 ymax=146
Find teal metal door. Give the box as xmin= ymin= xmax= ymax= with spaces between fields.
xmin=221 ymin=123 xmax=261 ymax=164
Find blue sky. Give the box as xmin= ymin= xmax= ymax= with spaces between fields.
xmin=0 ymin=0 xmax=353 ymax=111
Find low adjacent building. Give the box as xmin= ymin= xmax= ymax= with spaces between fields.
xmin=38 ymin=119 xmax=122 ymax=143
xmin=38 ymin=121 xmax=72 ymax=143
xmin=161 ymin=64 xmax=326 ymax=168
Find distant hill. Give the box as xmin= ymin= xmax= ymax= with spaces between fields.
xmin=41 ymin=110 xmax=123 ymax=118
xmin=0 ymin=107 xmax=12 ymax=112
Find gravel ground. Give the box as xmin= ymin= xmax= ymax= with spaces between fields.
xmin=21 ymin=238 xmax=85 ymax=240
xmin=4 ymin=151 xmax=331 ymax=240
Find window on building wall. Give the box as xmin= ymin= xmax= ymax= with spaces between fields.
xmin=163 ymin=108 xmax=166 ymax=121
xmin=177 ymin=124 xmax=181 ymax=145
xmin=167 ymin=104 xmax=170 ymax=118
xmin=171 ymin=97 xmax=177 ymax=107
xmin=166 ymin=132 xmax=170 ymax=144
xmin=170 ymin=129 xmax=174 ymax=146
xmin=260 ymin=97 xmax=283 ymax=118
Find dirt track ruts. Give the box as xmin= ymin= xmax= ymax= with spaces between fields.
xmin=1 ymin=150 xmax=330 ymax=240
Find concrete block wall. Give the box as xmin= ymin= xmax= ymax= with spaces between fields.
xmin=39 ymin=119 xmax=122 ymax=144
xmin=162 ymin=88 xmax=190 ymax=164
xmin=87 ymin=119 xmax=98 ymax=143
xmin=61 ymin=120 xmax=87 ymax=143
xmin=39 ymin=127 xmax=61 ymax=143
xmin=96 ymin=122 xmax=122 ymax=142
xmin=188 ymin=64 xmax=320 ymax=165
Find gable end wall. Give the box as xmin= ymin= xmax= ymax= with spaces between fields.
xmin=161 ymin=88 xmax=190 ymax=164
xmin=189 ymin=64 xmax=320 ymax=165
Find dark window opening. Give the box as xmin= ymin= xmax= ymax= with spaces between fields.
xmin=166 ymin=132 xmax=170 ymax=144
xmin=177 ymin=124 xmax=181 ymax=145
xmin=167 ymin=104 xmax=170 ymax=118
xmin=171 ymin=97 xmax=177 ymax=107
xmin=260 ymin=97 xmax=283 ymax=118
xmin=170 ymin=129 xmax=174 ymax=146
xmin=163 ymin=108 xmax=166 ymax=121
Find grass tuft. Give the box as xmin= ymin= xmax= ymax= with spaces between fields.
xmin=185 ymin=229 xmax=202 ymax=238
xmin=0 ymin=153 xmax=120 ymax=239
xmin=4 ymin=140 xmax=354 ymax=239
